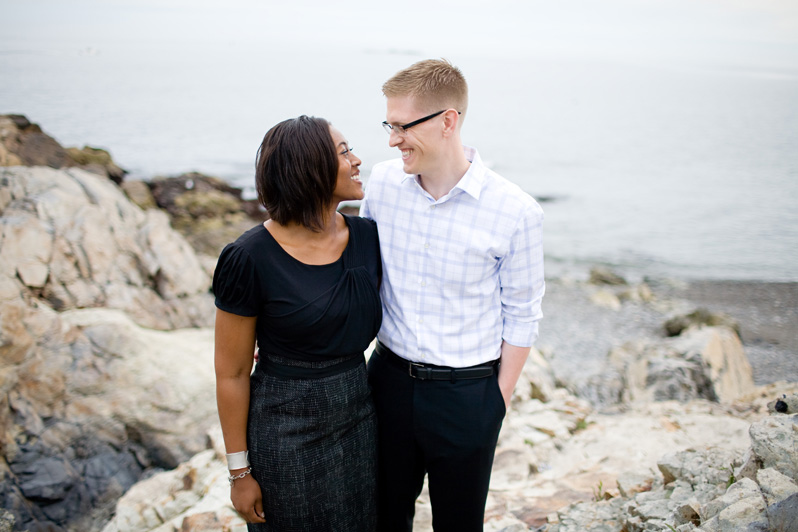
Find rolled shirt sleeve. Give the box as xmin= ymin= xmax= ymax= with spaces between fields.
xmin=499 ymin=202 xmax=545 ymax=347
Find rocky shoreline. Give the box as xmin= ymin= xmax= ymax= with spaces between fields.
xmin=1 ymin=115 xmax=796 ymax=531
xmin=539 ymin=275 xmax=798 ymax=400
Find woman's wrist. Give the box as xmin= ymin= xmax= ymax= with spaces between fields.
xmin=228 ymin=467 xmax=253 ymax=486
xmin=226 ymin=450 xmax=250 ymax=471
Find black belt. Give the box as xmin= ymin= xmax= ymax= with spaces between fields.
xmin=375 ymin=342 xmax=498 ymax=381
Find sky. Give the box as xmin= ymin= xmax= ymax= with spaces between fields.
xmin=2 ymin=0 xmax=798 ymax=71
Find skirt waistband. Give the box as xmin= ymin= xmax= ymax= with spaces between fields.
xmin=258 ymin=353 xmax=364 ymax=380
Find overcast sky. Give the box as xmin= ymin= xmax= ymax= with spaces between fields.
xmin=2 ymin=0 xmax=798 ymax=70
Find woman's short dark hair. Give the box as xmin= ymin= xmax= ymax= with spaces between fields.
xmin=255 ymin=115 xmax=337 ymax=231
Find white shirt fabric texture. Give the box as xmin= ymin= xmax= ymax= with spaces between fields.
xmin=360 ymin=145 xmax=545 ymax=368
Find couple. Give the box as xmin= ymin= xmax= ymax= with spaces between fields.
xmin=213 ymin=59 xmax=545 ymax=532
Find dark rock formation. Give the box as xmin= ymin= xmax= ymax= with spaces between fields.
xmin=0 ymin=114 xmax=127 ymax=183
xmin=146 ymin=171 xmax=267 ymax=257
xmin=588 ymin=267 xmax=628 ymax=286
xmin=66 ymin=146 xmax=126 ymax=184
xmin=664 ymin=308 xmax=741 ymax=337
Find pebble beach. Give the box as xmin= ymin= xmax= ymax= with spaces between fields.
xmin=539 ymin=275 xmax=798 ymax=390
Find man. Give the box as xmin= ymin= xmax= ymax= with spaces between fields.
xmin=361 ymin=59 xmax=545 ymax=531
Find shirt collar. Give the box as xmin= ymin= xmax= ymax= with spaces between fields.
xmin=400 ymin=145 xmax=486 ymax=201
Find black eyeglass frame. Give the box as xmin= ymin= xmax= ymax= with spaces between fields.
xmin=382 ymin=109 xmax=461 ymax=135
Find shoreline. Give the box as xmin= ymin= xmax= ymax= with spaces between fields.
xmin=657 ymin=278 xmax=798 ymax=385
xmin=539 ymin=275 xmax=798 ymax=389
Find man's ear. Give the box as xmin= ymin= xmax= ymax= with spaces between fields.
xmin=441 ymin=108 xmax=460 ymax=138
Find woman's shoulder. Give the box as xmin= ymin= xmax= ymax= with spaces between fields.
xmin=341 ymin=213 xmax=380 ymax=271
xmin=343 ymin=213 xmax=377 ymax=236
xmin=342 ymin=214 xmax=380 ymax=260
xmin=231 ymin=223 xmax=269 ymax=248
xmin=217 ymin=224 xmax=271 ymax=269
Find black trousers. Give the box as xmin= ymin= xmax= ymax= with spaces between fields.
xmin=367 ymin=346 xmax=506 ymax=532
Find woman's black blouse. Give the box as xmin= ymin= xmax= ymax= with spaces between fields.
xmin=213 ymin=215 xmax=382 ymax=362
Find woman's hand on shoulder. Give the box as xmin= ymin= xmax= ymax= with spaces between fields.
xmin=231 ymin=471 xmax=265 ymax=523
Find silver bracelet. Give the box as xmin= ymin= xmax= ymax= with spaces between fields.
xmin=228 ymin=467 xmax=252 ymax=486
xmin=226 ymin=450 xmax=250 ymax=470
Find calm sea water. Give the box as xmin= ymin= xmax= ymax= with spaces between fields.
xmin=2 ymin=41 xmax=797 ymax=282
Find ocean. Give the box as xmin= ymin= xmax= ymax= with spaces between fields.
xmin=2 ymin=4 xmax=797 ymax=282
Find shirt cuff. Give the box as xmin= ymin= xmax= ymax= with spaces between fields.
xmin=502 ymin=318 xmax=539 ymax=347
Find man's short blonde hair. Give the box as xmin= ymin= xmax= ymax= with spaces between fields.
xmin=382 ymin=58 xmax=468 ymax=117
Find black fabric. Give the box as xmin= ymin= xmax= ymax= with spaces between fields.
xmin=248 ymin=355 xmax=376 ymax=532
xmin=367 ymin=349 xmax=506 ymax=532
xmin=213 ymin=214 xmax=382 ymax=362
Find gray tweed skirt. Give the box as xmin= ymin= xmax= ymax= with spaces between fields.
xmin=247 ymin=354 xmax=377 ymax=531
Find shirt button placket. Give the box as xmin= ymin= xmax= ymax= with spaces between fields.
xmin=417 ymin=202 xmax=435 ymax=350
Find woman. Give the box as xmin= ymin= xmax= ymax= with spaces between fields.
xmin=213 ymin=116 xmax=381 ymax=531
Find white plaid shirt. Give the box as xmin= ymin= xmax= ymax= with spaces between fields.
xmin=361 ymin=145 xmax=545 ymax=367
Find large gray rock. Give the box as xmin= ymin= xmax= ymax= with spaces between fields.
xmin=1 ymin=307 xmax=217 ymax=531
xmin=767 ymin=493 xmax=798 ymax=532
xmin=0 ymin=166 xmax=213 ymax=330
xmin=671 ymin=326 xmax=755 ymax=403
xmin=658 ymin=448 xmax=742 ymax=487
xmin=748 ymin=415 xmax=798 ymax=481
xmin=757 ymin=468 xmax=797 ymax=506
xmin=0 ymin=166 xmax=220 ymax=530
xmin=588 ymin=325 xmax=755 ymax=406
xmin=548 ymin=497 xmax=628 ymax=532
xmin=699 ymin=477 xmax=767 ymax=527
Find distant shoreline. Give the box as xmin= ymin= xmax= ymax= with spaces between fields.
xmin=538 ymin=275 xmax=798 ymax=390
xmin=659 ymin=279 xmax=798 ymax=384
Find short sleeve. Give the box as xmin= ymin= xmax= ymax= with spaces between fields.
xmin=212 ymin=243 xmax=261 ymax=316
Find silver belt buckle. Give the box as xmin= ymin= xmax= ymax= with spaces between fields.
xmin=409 ymin=362 xmax=424 ymax=379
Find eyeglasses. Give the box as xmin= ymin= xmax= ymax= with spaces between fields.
xmin=382 ymin=110 xmax=461 ymax=135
